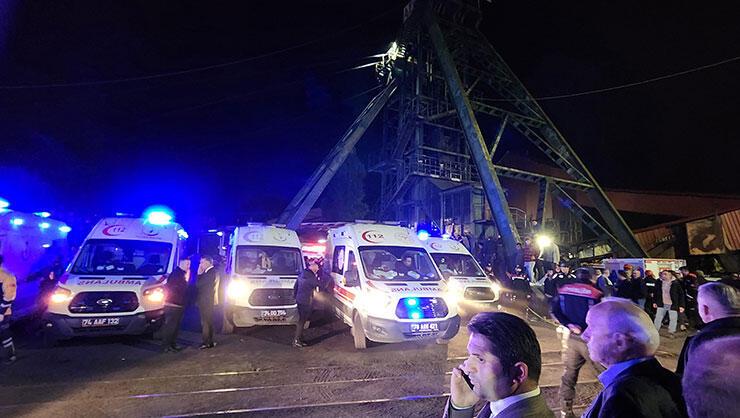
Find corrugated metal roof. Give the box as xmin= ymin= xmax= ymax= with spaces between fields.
xmin=635 ymin=227 xmax=673 ymax=253
xmin=721 ymin=209 xmax=740 ymax=251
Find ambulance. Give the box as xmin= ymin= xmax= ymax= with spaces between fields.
xmin=44 ymin=215 xmax=188 ymax=342
xmin=222 ymin=224 xmax=304 ymax=331
xmin=325 ymin=223 xmax=460 ymax=349
xmin=422 ymin=237 xmax=501 ymax=306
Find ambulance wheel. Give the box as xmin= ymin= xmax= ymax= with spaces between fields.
xmin=42 ymin=329 xmax=58 ymax=348
xmin=352 ymin=312 xmax=368 ymax=350
xmin=222 ymin=309 xmax=235 ymax=334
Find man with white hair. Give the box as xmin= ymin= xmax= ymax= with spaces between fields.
xmin=682 ymin=336 xmax=740 ymax=418
xmin=675 ymin=282 xmax=740 ymax=375
xmin=581 ymin=297 xmax=687 ymax=417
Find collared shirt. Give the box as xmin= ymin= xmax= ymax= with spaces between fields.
xmin=489 ymin=387 xmax=541 ymax=417
xmin=598 ymin=357 xmax=653 ymax=388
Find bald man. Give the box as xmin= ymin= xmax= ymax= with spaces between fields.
xmin=682 ymin=336 xmax=740 ymax=418
xmin=581 ymin=298 xmax=687 ymax=418
xmin=675 ymin=282 xmax=739 ymax=375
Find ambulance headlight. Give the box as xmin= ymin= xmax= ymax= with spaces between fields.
xmin=144 ymin=286 xmax=165 ymax=303
xmin=364 ymin=290 xmax=392 ymax=316
xmin=490 ymin=282 xmax=501 ymax=298
xmin=447 ymin=279 xmax=463 ymax=292
xmin=227 ymin=280 xmax=250 ymax=300
xmin=445 ymin=280 xmax=463 ymax=305
xmin=50 ymin=287 xmax=72 ymax=304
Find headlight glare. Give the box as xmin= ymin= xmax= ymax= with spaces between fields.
xmin=50 ymin=287 xmax=72 ymax=304
xmin=227 ymin=280 xmax=250 ymax=300
xmin=144 ymin=286 xmax=165 ymax=303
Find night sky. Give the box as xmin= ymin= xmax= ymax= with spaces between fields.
xmin=1 ymin=1 xmax=739 ymax=232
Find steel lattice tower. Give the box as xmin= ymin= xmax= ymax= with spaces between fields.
xmin=279 ymin=0 xmax=646 ymax=261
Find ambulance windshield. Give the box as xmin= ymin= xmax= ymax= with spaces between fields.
xmin=71 ymin=239 xmax=173 ymax=276
xmin=359 ymin=246 xmax=441 ymax=281
xmin=430 ymin=253 xmax=486 ymax=279
xmin=236 ymin=246 xmax=303 ymax=275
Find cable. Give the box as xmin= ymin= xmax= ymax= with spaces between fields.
xmin=192 ymin=84 xmax=383 ymax=153
xmin=477 ymin=54 xmax=740 ymax=102
xmin=0 ymin=8 xmax=398 ymax=90
xmin=135 ymin=60 xmax=381 ymax=125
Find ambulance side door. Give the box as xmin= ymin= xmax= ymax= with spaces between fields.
xmin=330 ymin=246 xmax=350 ymax=321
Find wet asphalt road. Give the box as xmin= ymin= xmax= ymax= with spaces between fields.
xmin=0 ymin=304 xmax=685 ymax=417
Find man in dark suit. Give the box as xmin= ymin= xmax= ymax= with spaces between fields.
xmin=443 ymin=312 xmax=554 ymax=418
xmin=196 ymin=255 xmax=218 ymax=349
xmin=675 ymin=282 xmax=739 ymax=375
xmin=161 ymin=256 xmax=190 ymax=352
xmin=581 ymin=297 xmax=687 ymax=418
xmin=293 ymin=260 xmax=320 ymax=347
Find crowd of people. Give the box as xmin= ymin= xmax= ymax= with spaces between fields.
xmin=445 ymin=270 xmax=740 ymax=418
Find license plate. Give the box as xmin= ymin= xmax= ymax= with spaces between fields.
xmin=410 ymin=322 xmax=438 ymax=332
xmin=260 ymin=309 xmax=287 ymax=318
xmin=81 ymin=318 xmax=120 ymax=327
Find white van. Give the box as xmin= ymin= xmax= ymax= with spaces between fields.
xmin=44 ymin=216 xmax=187 ymax=341
xmin=326 ymin=223 xmax=460 ymax=349
xmin=222 ymin=224 xmax=304 ymax=331
xmin=423 ymin=237 xmax=500 ymax=305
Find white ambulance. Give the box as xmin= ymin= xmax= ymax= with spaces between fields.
xmin=44 ymin=216 xmax=188 ymax=341
xmin=326 ymin=223 xmax=460 ymax=349
xmin=222 ymin=224 xmax=304 ymax=331
xmin=423 ymin=237 xmax=500 ymax=306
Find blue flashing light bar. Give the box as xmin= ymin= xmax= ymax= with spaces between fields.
xmin=39 ymin=222 xmax=50 ymax=229
xmin=59 ymin=225 xmax=72 ymax=233
xmin=0 ymin=198 xmax=9 ymax=209
xmin=147 ymin=211 xmax=172 ymax=225
xmin=143 ymin=205 xmax=174 ymax=226
xmin=417 ymin=230 xmax=430 ymax=241
xmin=34 ymin=211 xmax=51 ymax=218
xmin=10 ymin=217 xmax=24 ymax=226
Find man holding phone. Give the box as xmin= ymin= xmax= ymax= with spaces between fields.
xmin=444 ymin=312 xmax=553 ymax=418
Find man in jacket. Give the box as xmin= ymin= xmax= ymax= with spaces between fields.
xmin=594 ymin=268 xmax=613 ymax=298
xmin=0 ymin=255 xmax=17 ymax=364
xmin=653 ymin=270 xmax=686 ymax=338
xmin=675 ymin=282 xmax=739 ymax=375
xmin=631 ymin=269 xmax=648 ymax=309
xmin=293 ymin=260 xmax=321 ymax=347
xmin=612 ymin=270 xmax=634 ymax=301
xmin=196 ymin=255 xmax=218 ymax=349
xmin=551 ymin=268 xmax=604 ymax=418
xmin=444 ymin=312 xmax=553 ymax=418
xmin=540 ymin=242 xmax=560 ymax=273
xmin=644 ymin=270 xmax=658 ymax=319
xmin=537 ymin=268 xmax=557 ymax=302
xmin=582 ymin=298 xmax=687 ymax=418
xmin=161 ymin=256 xmax=190 ymax=352
xmin=522 ymin=237 xmax=537 ymax=284
xmin=552 ymin=261 xmax=575 ymax=290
